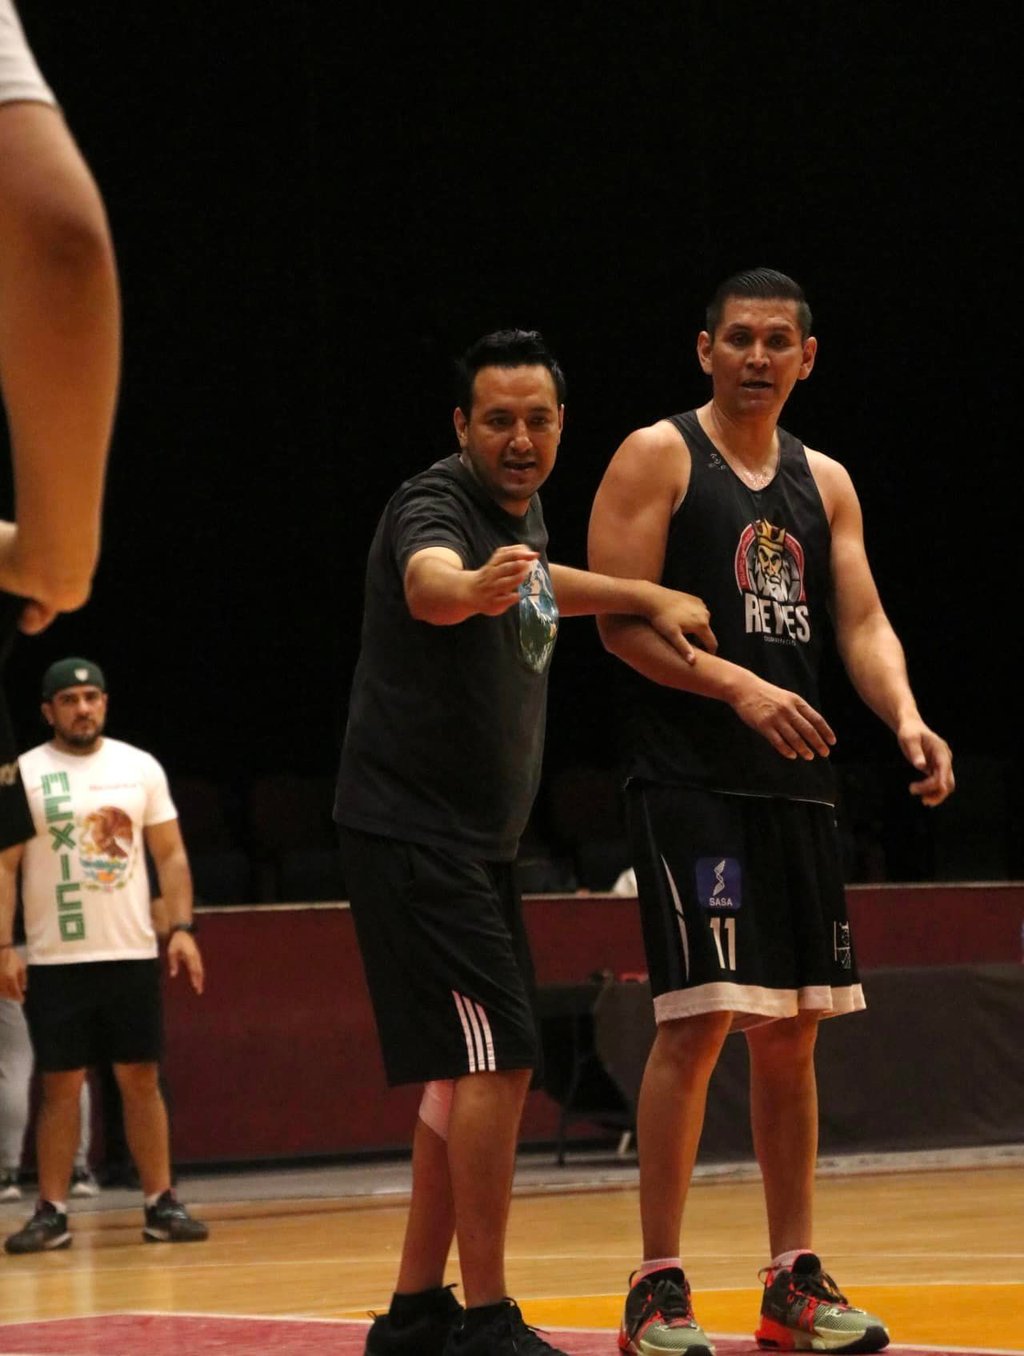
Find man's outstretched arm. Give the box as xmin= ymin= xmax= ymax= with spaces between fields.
xmin=404 ymin=544 xmax=539 ymax=624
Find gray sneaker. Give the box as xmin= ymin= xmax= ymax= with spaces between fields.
xmin=4 ymin=1201 xmax=72 ymax=1254
xmin=70 ymin=1165 xmax=100 ymax=1198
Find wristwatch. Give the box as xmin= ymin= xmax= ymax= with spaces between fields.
xmin=169 ymin=921 xmax=198 ymax=936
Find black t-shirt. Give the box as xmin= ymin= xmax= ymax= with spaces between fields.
xmin=626 ymin=411 xmax=835 ymax=804
xmin=334 ymin=454 xmax=558 ymax=860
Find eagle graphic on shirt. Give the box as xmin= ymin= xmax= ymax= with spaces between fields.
xmin=79 ymin=805 xmax=137 ymax=890
xmin=517 ymin=558 xmax=558 ymax=674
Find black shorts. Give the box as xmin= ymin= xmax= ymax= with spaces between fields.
xmin=24 ymin=959 xmax=164 ymax=1071
xmin=338 ymin=826 xmax=539 ymax=1086
xmin=627 ymin=782 xmax=864 ymax=1031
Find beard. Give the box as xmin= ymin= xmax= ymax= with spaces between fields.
xmin=60 ymin=722 xmax=103 ymax=750
xmin=754 ymin=565 xmax=792 ymax=602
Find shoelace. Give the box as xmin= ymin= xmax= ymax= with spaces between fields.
xmin=758 ymin=1263 xmax=850 ymax=1308
xmin=513 ymin=1322 xmax=558 ymax=1354
xmin=155 ymin=1200 xmax=192 ymax=1222
xmin=792 ymin=1266 xmax=850 ymax=1307
xmin=634 ymin=1275 xmax=694 ymax=1329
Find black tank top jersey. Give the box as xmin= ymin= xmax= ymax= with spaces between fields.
xmin=626 ymin=410 xmax=836 ymax=804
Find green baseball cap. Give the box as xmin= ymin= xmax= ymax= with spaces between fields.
xmin=41 ymin=657 xmax=107 ymax=701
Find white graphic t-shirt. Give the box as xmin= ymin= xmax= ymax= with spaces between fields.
xmin=0 ymin=1 xmax=56 ymax=107
xmin=17 ymin=738 xmax=178 ymax=965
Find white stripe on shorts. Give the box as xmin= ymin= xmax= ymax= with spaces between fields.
xmin=452 ymin=991 xmax=496 ymax=1072
xmin=653 ymin=980 xmax=867 ymax=1028
xmin=661 ymin=853 xmax=690 ymax=982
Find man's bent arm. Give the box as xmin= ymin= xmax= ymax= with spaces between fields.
xmin=596 ymin=616 xmax=832 ymax=761
xmin=548 ymin=564 xmax=716 ymax=662
xmin=0 ymin=103 xmax=120 ymax=624
xmin=404 ymin=544 xmax=537 ymax=624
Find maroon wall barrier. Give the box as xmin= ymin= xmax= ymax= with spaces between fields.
xmin=162 ymin=885 xmax=1023 ymax=1164
xmin=845 ymin=883 xmax=1023 ymax=967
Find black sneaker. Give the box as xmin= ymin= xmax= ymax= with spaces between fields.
xmin=619 ymin=1267 xmax=715 ymax=1354
xmin=142 ymin=1189 xmax=208 ymax=1243
xmin=366 ymin=1285 xmax=463 ymax=1355
xmin=0 ymin=1169 xmax=21 ymax=1202
xmin=755 ymin=1251 xmax=889 ymax=1353
xmin=4 ymin=1201 xmax=72 ymax=1254
xmin=443 ymin=1299 xmax=569 ymax=1355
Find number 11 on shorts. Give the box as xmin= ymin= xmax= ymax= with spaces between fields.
xmin=709 ymin=915 xmax=736 ymax=970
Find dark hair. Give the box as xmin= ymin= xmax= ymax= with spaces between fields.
xmin=706 ymin=268 xmax=813 ymax=341
xmin=455 ymin=329 xmax=566 ymax=414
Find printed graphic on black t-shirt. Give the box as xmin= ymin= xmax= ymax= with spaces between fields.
xmin=517 ymin=559 xmax=558 ymax=674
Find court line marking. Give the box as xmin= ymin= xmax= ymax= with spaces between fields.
xmin=1 ymin=1312 xmax=1019 ymax=1355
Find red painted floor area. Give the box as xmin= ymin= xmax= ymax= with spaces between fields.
xmin=0 ymin=1315 xmax=1000 ymax=1355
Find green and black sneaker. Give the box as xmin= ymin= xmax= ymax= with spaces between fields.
xmin=755 ymin=1251 xmax=889 ymax=1352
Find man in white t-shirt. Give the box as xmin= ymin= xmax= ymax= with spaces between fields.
xmin=0 ymin=657 xmax=208 ymax=1252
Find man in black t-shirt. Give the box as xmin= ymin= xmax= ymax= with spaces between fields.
xmin=589 ymin=271 xmax=954 ymax=1356
xmin=335 ymin=330 xmax=716 ymax=1356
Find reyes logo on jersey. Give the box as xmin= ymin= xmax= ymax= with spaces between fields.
xmin=735 ymin=517 xmax=810 ymax=645
xmin=695 ymin=857 xmax=742 ymax=911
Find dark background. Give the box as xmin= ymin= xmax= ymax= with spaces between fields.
xmin=2 ymin=4 xmax=1017 ymax=881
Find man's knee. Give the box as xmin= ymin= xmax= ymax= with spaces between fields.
xmin=654 ymin=1010 xmax=732 ymax=1070
xmin=40 ymin=1069 xmax=86 ymax=1106
xmin=747 ymin=1012 xmax=820 ymax=1065
xmin=419 ymin=1079 xmax=454 ymax=1140
xmin=112 ymin=1061 xmax=161 ymax=1099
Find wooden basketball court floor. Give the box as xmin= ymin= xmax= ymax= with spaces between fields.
xmin=0 ymin=1147 xmax=1021 ymax=1355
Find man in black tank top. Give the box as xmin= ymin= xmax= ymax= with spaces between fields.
xmin=589 ymin=270 xmax=953 ymax=1356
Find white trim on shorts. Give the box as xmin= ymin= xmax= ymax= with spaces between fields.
xmin=653 ymin=979 xmax=867 ymax=1030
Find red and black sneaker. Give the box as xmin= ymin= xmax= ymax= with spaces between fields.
xmin=619 ymin=1267 xmax=715 ymax=1355
xmin=755 ymin=1251 xmax=889 ymax=1352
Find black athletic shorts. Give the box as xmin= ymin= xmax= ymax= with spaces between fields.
xmin=0 ymin=593 xmax=35 ymax=851
xmin=627 ymin=782 xmax=865 ymax=1031
xmin=338 ymin=826 xmax=540 ymax=1086
xmin=24 ymin=959 xmax=164 ymax=1071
